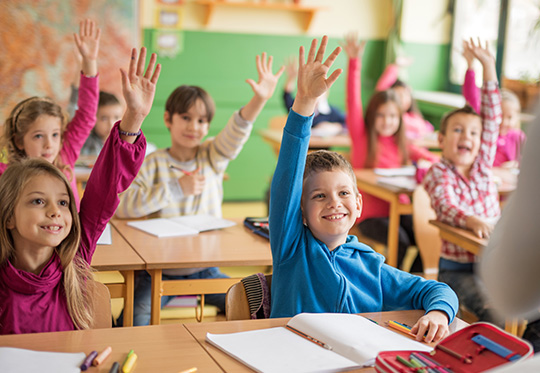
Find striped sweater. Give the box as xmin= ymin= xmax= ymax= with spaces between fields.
xmin=116 ymin=111 xmax=252 ymax=219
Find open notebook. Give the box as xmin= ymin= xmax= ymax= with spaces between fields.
xmin=0 ymin=347 xmax=85 ymax=373
xmin=127 ymin=215 xmax=236 ymax=238
xmin=206 ymin=313 xmax=432 ymax=373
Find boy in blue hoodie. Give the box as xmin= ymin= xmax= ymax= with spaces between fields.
xmin=269 ymin=36 xmax=458 ymax=343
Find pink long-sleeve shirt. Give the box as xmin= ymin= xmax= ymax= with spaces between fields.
xmin=463 ymin=69 xmax=526 ymax=166
xmin=376 ymin=64 xmax=434 ymax=140
xmin=0 ymin=74 xmax=98 ymax=209
xmin=347 ymin=58 xmax=437 ymax=221
xmin=0 ymin=123 xmax=146 ymax=334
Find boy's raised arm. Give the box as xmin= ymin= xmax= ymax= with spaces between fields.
xmin=239 ymin=53 xmax=285 ymax=122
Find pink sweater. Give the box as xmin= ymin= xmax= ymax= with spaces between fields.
xmin=463 ymin=69 xmax=526 ymax=166
xmin=0 ymin=74 xmax=98 ymax=209
xmin=347 ymin=58 xmax=437 ymax=221
xmin=376 ymin=64 xmax=434 ymax=140
xmin=0 ymin=123 xmax=146 ymax=334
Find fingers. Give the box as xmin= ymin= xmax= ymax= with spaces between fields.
xmin=128 ymin=48 xmax=137 ymax=78
xmin=326 ymin=68 xmax=343 ymax=89
xmin=151 ymin=63 xmax=162 ymax=85
xmin=298 ymin=45 xmax=305 ymax=67
xmin=315 ymin=35 xmax=328 ymax=62
xmin=144 ymin=52 xmax=158 ymax=79
xmin=136 ymin=47 xmax=147 ymax=77
xmin=275 ymin=65 xmax=286 ymax=79
xmin=306 ymin=38 xmax=318 ymax=64
xmin=323 ymin=46 xmax=342 ymax=68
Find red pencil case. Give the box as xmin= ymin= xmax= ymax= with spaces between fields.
xmin=375 ymin=322 xmax=533 ymax=373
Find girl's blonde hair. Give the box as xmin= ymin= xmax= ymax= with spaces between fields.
xmin=2 ymin=97 xmax=72 ymax=179
xmin=0 ymin=158 xmax=94 ymax=330
xmin=364 ymin=89 xmax=408 ymax=168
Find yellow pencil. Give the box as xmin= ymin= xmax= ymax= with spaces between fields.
xmin=179 ymin=368 xmax=198 ymax=373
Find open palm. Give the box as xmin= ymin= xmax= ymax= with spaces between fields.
xmin=246 ymin=52 xmax=285 ymax=100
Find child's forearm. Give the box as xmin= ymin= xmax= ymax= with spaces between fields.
xmin=239 ymin=95 xmax=268 ymax=122
xmin=119 ymin=110 xmax=146 ymax=144
xmin=81 ymin=58 xmax=97 ymax=77
xmin=291 ymin=96 xmax=317 ymax=117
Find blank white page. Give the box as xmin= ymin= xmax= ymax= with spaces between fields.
xmin=169 ymin=215 xmax=236 ymax=232
xmin=0 ymin=347 xmax=85 ymax=373
xmin=127 ymin=218 xmax=199 ymax=237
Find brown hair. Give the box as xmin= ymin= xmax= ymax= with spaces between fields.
xmin=0 ymin=159 xmax=94 ymax=330
xmin=439 ymin=105 xmax=480 ymax=134
xmin=98 ymin=91 xmax=120 ymax=108
xmin=165 ymin=85 xmax=216 ymax=123
xmin=304 ymin=150 xmax=358 ymax=194
xmin=2 ymin=97 xmax=71 ymax=178
xmin=364 ymin=90 xmax=408 ymax=168
xmin=392 ymin=79 xmax=423 ymax=116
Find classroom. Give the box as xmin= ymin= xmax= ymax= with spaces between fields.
xmin=1 ymin=0 xmax=539 ymax=372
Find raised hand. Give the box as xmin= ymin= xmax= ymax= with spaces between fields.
xmin=119 ymin=47 xmax=161 ymax=142
xmin=292 ymin=36 xmax=342 ymax=117
xmin=246 ymin=52 xmax=285 ymax=101
xmin=468 ymin=38 xmax=497 ymax=82
xmin=284 ymin=56 xmax=298 ymax=93
xmin=340 ymin=32 xmax=365 ymax=59
xmin=73 ymin=19 xmax=101 ymax=76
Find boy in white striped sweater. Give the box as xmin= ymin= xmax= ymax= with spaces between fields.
xmin=116 ymin=53 xmax=284 ymax=326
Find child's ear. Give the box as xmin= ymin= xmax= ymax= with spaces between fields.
xmin=14 ymin=138 xmax=24 ymax=151
xmin=300 ymin=201 xmax=308 ymax=226
xmin=163 ymin=111 xmax=172 ymax=130
xmin=6 ymin=216 xmax=15 ymax=230
xmin=438 ymin=132 xmax=445 ymax=147
xmin=356 ymin=193 xmax=363 ymax=218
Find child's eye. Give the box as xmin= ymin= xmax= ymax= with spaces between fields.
xmin=52 ymin=132 xmax=60 ymax=138
xmin=34 ymin=134 xmax=43 ymax=139
xmin=313 ymin=193 xmax=325 ymax=199
xmin=59 ymin=200 xmax=69 ymax=207
xmin=181 ymin=115 xmax=190 ymax=121
xmin=198 ymin=119 xmax=207 ymax=124
xmin=340 ymin=191 xmax=350 ymax=196
xmin=31 ymin=198 xmax=44 ymax=205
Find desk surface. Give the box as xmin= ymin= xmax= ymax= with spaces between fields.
xmin=112 ymin=218 xmax=272 ymax=270
xmin=185 ymin=310 xmax=468 ymax=373
xmin=429 ymin=220 xmax=487 ymax=256
xmin=90 ymin=224 xmax=145 ymax=271
xmin=0 ymin=324 xmax=223 ymax=373
xmin=260 ymin=128 xmax=351 ymax=149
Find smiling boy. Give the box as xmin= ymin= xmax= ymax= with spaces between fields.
xmin=423 ymin=40 xmax=502 ymax=323
xmin=269 ymin=36 xmax=458 ymax=343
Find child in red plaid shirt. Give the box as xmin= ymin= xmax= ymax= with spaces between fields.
xmin=423 ymin=39 xmax=502 ymax=324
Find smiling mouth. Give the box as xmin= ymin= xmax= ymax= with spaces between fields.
xmin=457 ymin=145 xmax=471 ymax=152
xmin=42 ymin=225 xmax=62 ymax=232
xmin=324 ymin=213 xmax=346 ymax=220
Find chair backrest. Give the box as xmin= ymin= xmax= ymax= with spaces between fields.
xmin=225 ymin=273 xmax=272 ymax=321
xmin=412 ymin=185 xmax=441 ymax=280
xmin=90 ymin=281 xmax=112 ymax=329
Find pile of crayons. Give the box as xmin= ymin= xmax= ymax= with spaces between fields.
xmin=80 ymin=347 xmax=137 ymax=373
xmin=395 ymin=353 xmax=454 ymax=373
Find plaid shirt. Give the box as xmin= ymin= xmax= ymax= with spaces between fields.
xmin=424 ymin=81 xmax=502 ymax=263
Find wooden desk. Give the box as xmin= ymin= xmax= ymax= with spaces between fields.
xmin=91 ymin=224 xmax=145 ymax=327
xmin=428 ymin=220 xmax=522 ymax=335
xmin=260 ymin=128 xmax=351 ymax=157
xmin=429 ymin=220 xmax=487 ymax=256
xmin=0 ymin=324 xmax=222 ymax=372
xmin=354 ymin=169 xmax=414 ymax=267
xmin=112 ymin=219 xmax=272 ymax=325
xmin=185 ymin=310 xmax=468 ymax=373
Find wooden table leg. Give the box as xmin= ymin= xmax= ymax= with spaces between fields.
xmin=120 ymin=270 xmax=134 ymax=327
xmin=150 ymin=269 xmax=163 ymax=325
xmin=505 ymin=318 xmax=519 ymax=335
xmin=387 ymin=197 xmax=400 ymax=268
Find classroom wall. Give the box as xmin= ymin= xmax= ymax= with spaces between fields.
xmin=139 ymin=0 xmax=453 ymax=201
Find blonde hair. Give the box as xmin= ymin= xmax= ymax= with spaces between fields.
xmin=501 ymin=88 xmax=521 ymax=111
xmin=2 ymin=97 xmax=72 ymax=179
xmin=0 ymin=159 xmax=94 ymax=330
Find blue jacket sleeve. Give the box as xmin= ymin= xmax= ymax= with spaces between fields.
xmin=380 ymin=264 xmax=459 ymax=322
xmin=269 ymin=110 xmax=313 ymax=264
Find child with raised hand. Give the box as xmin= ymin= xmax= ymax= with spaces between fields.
xmin=115 ymin=52 xmax=284 ymax=326
xmin=269 ymin=36 xmax=458 ymax=343
xmin=0 ymin=47 xmax=161 ymax=334
xmin=462 ymin=38 xmax=526 ymax=168
xmin=1 ymin=19 xmax=101 ymax=209
xmin=375 ymin=54 xmax=434 ymax=140
xmin=423 ymin=39 xmax=502 ymax=324
xmin=343 ymin=32 xmax=437 ymax=272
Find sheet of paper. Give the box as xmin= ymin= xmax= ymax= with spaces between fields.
xmin=374 ymin=166 xmax=416 ymax=177
xmin=207 ymin=327 xmax=359 ymax=373
xmin=288 ymin=313 xmax=432 ymax=366
xmin=127 ymin=218 xmax=199 ymax=237
xmin=377 ymin=176 xmax=417 ymax=191
xmin=169 ymin=215 xmax=236 ymax=232
xmin=0 ymin=347 xmax=85 ymax=373
xmin=96 ymin=223 xmax=112 ymax=245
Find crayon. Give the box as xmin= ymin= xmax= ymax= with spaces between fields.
xmin=109 ymin=362 xmax=120 ymax=373
xmin=122 ymin=350 xmax=138 ymax=373
xmin=179 ymin=368 xmax=198 ymax=373
xmin=93 ymin=346 xmax=112 ymax=366
xmin=80 ymin=350 xmax=98 ymax=371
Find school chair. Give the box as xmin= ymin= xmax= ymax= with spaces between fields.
xmin=411 ymin=185 xmax=441 ymax=280
xmin=225 ymin=273 xmax=272 ymax=321
xmin=91 ymin=281 xmax=113 ymax=329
